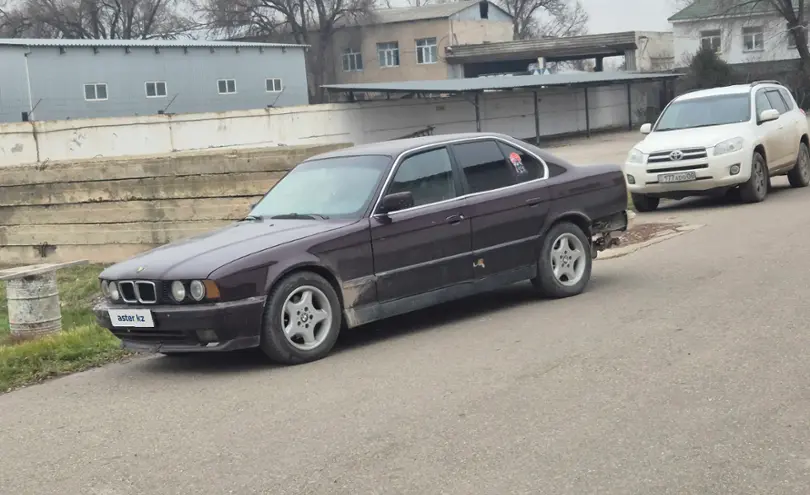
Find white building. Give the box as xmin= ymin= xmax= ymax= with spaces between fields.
xmin=669 ymin=0 xmax=801 ymax=66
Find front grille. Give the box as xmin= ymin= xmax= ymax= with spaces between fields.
xmin=648 ymin=147 xmax=708 ymax=163
xmin=116 ymin=280 xmax=158 ymax=304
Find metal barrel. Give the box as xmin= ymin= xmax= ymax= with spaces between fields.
xmin=6 ymin=271 xmax=62 ymax=337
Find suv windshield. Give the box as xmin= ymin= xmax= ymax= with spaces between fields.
xmin=655 ymin=93 xmax=751 ymax=131
xmin=249 ymin=155 xmax=391 ymax=219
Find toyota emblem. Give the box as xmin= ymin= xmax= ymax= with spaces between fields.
xmin=669 ymin=150 xmax=684 ymax=161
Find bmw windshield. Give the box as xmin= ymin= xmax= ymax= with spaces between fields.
xmin=654 ymin=93 xmax=751 ymax=132
xmin=247 ymin=155 xmax=392 ymax=220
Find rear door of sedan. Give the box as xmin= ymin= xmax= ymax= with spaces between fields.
xmin=448 ymin=138 xmax=551 ymax=283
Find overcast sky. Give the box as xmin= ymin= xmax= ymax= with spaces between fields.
xmin=579 ymin=0 xmax=681 ymax=33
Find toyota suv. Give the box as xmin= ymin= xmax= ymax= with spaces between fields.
xmin=624 ymin=81 xmax=810 ymax=211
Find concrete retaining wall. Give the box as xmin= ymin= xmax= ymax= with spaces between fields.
xmin=0 ymin=143 xmax=349 ymax=265
xmin=0 ymin=83 xmax=660 ymax=167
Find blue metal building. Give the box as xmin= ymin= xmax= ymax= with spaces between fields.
xmin=0 ymin=39 xmax=309 ymax=123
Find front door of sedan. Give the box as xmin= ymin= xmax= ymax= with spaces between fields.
xmin=370 ymin=146 xmax=474 ymax=303
xmin=449 ymin=139 xmax=550 ymax=281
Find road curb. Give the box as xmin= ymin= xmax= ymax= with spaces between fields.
xmin=598 ymin=223 xmax=704 ymax=260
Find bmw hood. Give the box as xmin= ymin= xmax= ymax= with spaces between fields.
xmin=100 ymin=219 xmax=352 ymax=281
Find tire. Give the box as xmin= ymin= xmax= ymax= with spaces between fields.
xmin=259 ymin=271 xmax=342 ymax=365
xmin=531 ymin=222 xmax=593 ymax=299
xmin=631 ymin=193 xmax=660 ymax=212
xmin=739 ymin=151 xmax=769 ymax=203
xmin=788 ymin=142 xmax=810 ymax=188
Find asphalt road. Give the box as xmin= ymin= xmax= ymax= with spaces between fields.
xmin=4 ymin=178 xmax=810 ymax=494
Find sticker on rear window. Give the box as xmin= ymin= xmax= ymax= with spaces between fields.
xmin=509 ymin=152 xmax=527 ymax=175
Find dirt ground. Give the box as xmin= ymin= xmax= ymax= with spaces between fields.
xmin=618 ymin=222 xmax=683 ymax=246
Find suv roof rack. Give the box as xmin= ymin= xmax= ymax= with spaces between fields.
xmin=750 ymin=80 xmax=782 ymax=87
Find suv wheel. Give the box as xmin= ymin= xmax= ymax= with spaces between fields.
xmin=631 ymin=193 xmax=660 ymax=212
xmin=260 ymin=271 xmax=342 ymax=365
xmin=739 ymin=151 xmax=769 ymax=203
xmin=788 ymin=142 xmax=810 ymax=188
xmin=531 ymin=222 xmax=592 ymax=298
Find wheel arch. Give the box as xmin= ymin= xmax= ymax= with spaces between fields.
xmin=801 ymin=133 xmax=809 ymax=148
xmin=543 ymin=211 xmax=592 ymax=239
xmin=265 ymin=262 xmax=345 ymax=311
xmin=753 ymin=143 xmax=766 ymax=162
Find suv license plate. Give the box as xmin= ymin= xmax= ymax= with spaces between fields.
xmin=659 ymin=171 xmax=697 ymax=183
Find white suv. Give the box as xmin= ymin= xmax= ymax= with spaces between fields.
xmin=624 ymin=81 xmax=810 ymax=211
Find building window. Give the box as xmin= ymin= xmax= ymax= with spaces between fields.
xmin=416 ymin=37 xmax=438 ymax=64
xmin=377 ymin=42 xmax=400 ymax=67
xmin=700 ymin=29 xmax=722 ymax=53
xmin=266 ymin=78 xmax=283 ymax=92
xmin=145 ymin=81 xmax=167 ymax=98
xmin=742 ymin=26 xmax=764 ymax=51
xmin=342 ymin=49 xmax=363 ymax=72
xmin=218 ymin=79 xmax=237 ymax=94
xmin=84 ymin=83 xmax=108 ymax=101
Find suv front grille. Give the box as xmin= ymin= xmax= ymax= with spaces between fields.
xmin=648 ymin=147 xmax=708 ymax=164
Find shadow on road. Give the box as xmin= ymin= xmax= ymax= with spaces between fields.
xmin=131 ymin=274 xmax=623 ymax=375
xmin=648 ymin=182 xmax=794 ymax=214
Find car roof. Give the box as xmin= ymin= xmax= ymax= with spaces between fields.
xmin=677 ymin=82 xmax=786 ymax=102
xmin=305 ymin=132 xmax=519 ymax=161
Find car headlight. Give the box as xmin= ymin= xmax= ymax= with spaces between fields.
xmin=189 ymin=280 xmax=206 ymax=301
xmin=714 ymin=137 xmax=744 ymax=156
xmin=100 ymin=280 xmax=109 ymax=297
xmin=627 ymin=148 xmax=645 ymax=164
xmin=108 ymin=282 xmax=120 ymax=301
xmin=171 ymin=281 xmax=186 ymax=302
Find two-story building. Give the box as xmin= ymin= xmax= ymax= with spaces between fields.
xmin=669 ymin=0 xmax=802 ymax=66
xmin=329 ymin=0 xmax=514 ymax=84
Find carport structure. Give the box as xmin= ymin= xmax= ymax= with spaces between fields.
xmin=322 ymin=71 xmax=680 ymax=142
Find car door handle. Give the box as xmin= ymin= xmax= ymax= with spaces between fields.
xmin=445 ymin=214 xmax=464 ymax=224
xmin=525 ymin=197 xmax=544 ymax=206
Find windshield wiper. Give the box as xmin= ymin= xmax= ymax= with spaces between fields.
xmin=269 ymin=213 xmax=330 ymax=220
xmin=241 ymin=214 xmax=264 ymax=221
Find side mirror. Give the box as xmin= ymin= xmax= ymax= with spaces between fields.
xmin=639 ymin=123 xmax=652 ymax=134
xmin=378 ymin=191 xmax=414 ymax=215
xmin=759 ymin=108 xmax=780 ymax=123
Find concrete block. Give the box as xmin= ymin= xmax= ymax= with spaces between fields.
xmin=0 ymin=172 xmax=282 ymax=206
xmin=0 ymin=122 xmax=39 ymax=168
xmin=1 ymin=244 xmax=159 ymax=265
xmin=0 ymin=197 xmax=261 ymax=225
xmin=1 ymin=221 xmax=231 ymax=246
xmin=0 ymin=143 xmax=347 ymax=186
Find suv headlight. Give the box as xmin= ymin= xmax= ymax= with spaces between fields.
xmin=626 ymin=148 xmax=645 ymax=164
xmin=714 ymin=137 xmax=745 ymax=156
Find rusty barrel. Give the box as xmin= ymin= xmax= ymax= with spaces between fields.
xmin=6 ymin=271 xmax=62 ymax=337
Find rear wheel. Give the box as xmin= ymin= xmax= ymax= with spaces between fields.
xmin=259 ymin=271 xmax=342 ymax=365
xmin=739 ymin=151 xmax=768 ymax=203
xmin=631 ymin=194 xmax=660 ymax=212
xmin=531 ymin=222 xmax=592 ymax=299
xmin=788 ymin=142 xmax=810 ymax=188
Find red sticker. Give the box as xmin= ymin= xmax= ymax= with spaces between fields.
xmin=509 ymin=152 xmax=521 ymax=163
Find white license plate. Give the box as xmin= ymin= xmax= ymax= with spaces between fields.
xmin=659 ymin=171 xmax=697 ymax=183
xmin=108 ymin=309 xmax=155 ymax=328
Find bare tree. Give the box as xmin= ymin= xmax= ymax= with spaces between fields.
xmin=496 ymin=0 xmax=588 ymax=40
xmin=197 ymin=0 xmax=373 ymax=103
xmin=0 ymin=0 xmax=195 ymax=38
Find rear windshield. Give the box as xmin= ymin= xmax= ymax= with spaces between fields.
xmin=654 ymin=93 xmax=751 ymax=131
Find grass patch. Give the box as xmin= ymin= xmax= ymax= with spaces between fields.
xmin=0 ymin=264 xmax=130 ymax=392
xmin=627 ymin=190 xmax=634 ymax=210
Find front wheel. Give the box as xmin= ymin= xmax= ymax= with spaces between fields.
xmin=788 ymin=142 xmax=810 ymax=188
xmin=259 ymin=271 xmax=342 ymax=365
xmin=739 ymin=151 xmax=769 ymax=203
xmin=531 ymin=222 xmax=592 ymax=299
xmin=631 ymin=193 xmax=660 ymax=212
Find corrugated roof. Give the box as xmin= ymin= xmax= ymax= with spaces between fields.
xmin=446 ymin=31 xmax=639 ymax=63
xmin=668 ymin=0 xmax=773 ymax=22
xmin=338 ymin=0 xmax=511 ymax=27
xmin=322 ymin=71 xmax=681 ymax=94
xmin=0 ymin=38 xmax=307 ymax=49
